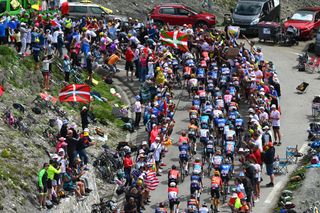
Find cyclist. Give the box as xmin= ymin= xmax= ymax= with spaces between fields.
xmin=204 ymin=139 xmax=215 ymax=164
xmin=168 ymin=182 xmax=180 ymax=213
xmin=193 ymin=157 xmax=203 ymax=176
xmin=179 ymin=141 xmax=191 ymax=174
xmin=212 ymin=150 xmax=224 ymax=171
xmin=220 ymin=159 xmax=233 ymax=196
xmin=188 ymin=74 xmax=198 ymax=97
xmin=189 ymin=106 xmax=199 ymax=123
xmin=168 ymin=165 xmax=180 ymax=186
xmin=235 ymin=114 xmax=244 ymax=143
xmin=190 ymin=171 xmax=203 ymax=201
xmin=192 ymin=95 xmax=201 ymax=111
xmin=211 ymin=171 xmax=223 ymax=212
xmin=215 ymin=114 xmax=226 ymax=144
xmin=199 ymin=126 xmax=210 ymax=146
xmin=224 ymin=135 xmax=236 ymax=165
xmin=187 ymin=194 xmax=199 ymax=213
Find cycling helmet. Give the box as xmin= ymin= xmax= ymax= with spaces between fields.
xmin=214 ymin=171 xmax=220 ymax=176
xmin=216 ymin=150 xmax=221 ymax=155
xmin=169 ymin=182 xmax=176 ymax=187
xmin=193 ymin=170 xmax=201 ymax=175
xmin=194 ymin=95 xmax=199 ymax=99
xmin=172 ymin=165 xmax=177 ymax=170
xmin=229 ymin=124 xmax=234 ymax=129
xmin=195 ymin=157 xmax=200 ymax=162
xmin=225 ymin=158 xmax=230 ymax=164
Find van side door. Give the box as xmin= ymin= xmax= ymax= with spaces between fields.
xmin=314 ymin=11 xmax=320 ymax=29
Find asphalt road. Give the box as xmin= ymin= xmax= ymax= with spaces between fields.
xmin=144 ymin=39 xmax=320 ymax=213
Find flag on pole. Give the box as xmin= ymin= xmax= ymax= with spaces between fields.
xmin=59 ymin=84 xmax=91 ymax=104
xmin=160 ymin=30 xmax=189 ymax=52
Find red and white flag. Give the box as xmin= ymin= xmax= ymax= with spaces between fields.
xmin=59 ymin=84 xmax=90 ymax=104
xmin=160 ymin=30 xmax=189 ymax=52
xmin=144 ymin=170 xmax=159 ymax=191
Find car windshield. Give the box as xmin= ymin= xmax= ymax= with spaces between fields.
xmin=234 ymin=3 xmax=262 ymax=16
xmin=291 ymin=11 xmax=314 ymax=22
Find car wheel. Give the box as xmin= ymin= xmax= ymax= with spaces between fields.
xmin=154 ymin=20 xmax=164 ymax=28
xmin=195 ymin=21 xmax=208 ymax=28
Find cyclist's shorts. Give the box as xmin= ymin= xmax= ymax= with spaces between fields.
xmin=190 ymin=184 xmax=200 ymax=194
xmin=179 ymin=155 xmax=189 ymax=163
xmin=200 ymin=137 xmax=208 ymax=143
xmin=169 ymin=199 xmax=180 ymax=210
xmin=168 ymin=178 xmax=178 ymax=185
xmin=211 ymin=188 xmax=221 ymax=199
xmin=221 ymin=175 xmax=229 ymax=184
xmin=206 ymin=151 xmax=214 ymax=158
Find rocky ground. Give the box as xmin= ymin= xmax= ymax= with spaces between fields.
xmin=95 ymin=0 xmax=320 ymax=22
xmin=0 ymin=46 xmax=128 ymax=212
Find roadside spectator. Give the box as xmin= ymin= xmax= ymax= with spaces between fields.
xmin=269 ymin=104 xmax=281 ymax=145
xmin=123 ymin=152 xmax=134 ymax=186
xmin=47 ymin=159 xmax=61 ymax=202
xmin=38 ymin=163 xmax=49 ymax=209
xmin=133 ymin=95 xmax=142 ymax=128
xmin=263 ymin=142 xmax=275 ymax=187
xmin=150 ymin=137 xmax=163 ymax=176
xmin=80 ymin=106 xmax=89 ymax=130
xmin=76 ymin=128 xmax=95 ymax=168
xmin=63 ymin=54 xmax=71 ymax=82
xmin=125 ymin=45 xmax=134 ymax=81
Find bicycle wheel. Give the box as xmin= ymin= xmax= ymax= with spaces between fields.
xmin=180 ymin=166 xmax=185 ymax=183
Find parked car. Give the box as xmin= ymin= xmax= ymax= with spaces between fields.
xmin=283 ymin=7 xmax=320 ymax=39
xmin=67 ymin=2 xmax=127 ymax=22
xmin=231 ymin=0 xmax=281 ymax=34
xmin=149 ymin=3 xmax=217 ymax=28
xmin=315 ymin=28 xmax=320 ymax=56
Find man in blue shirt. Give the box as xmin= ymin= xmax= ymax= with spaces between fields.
xmin=0 ymin=17 xmax=9 ymax=45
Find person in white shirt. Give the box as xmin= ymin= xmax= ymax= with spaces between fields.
xmin=133 ymin=95 xmax=142 ymax=128
xmin=259 ymin=107 xmax=269 ymax=125
xmin=150 ymin=137 xmax=163 ymax=176
xmin=270 ymin=104 xmax=281 ymax=145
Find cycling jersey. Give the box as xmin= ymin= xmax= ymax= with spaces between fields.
xmin=215 ymin=99 xmax=224 ymax=109
xmin=212 ymin=155 xmax=224 ymax=167
xmin=179 ymin=144 xmax=190 ymax=158
xmin=190 ymin=174 xmax=201 ymax=191
xmin=228 ymin=111 xmax=238 ymax=120
xmin=193 ymin=162 xmax=202 ymax=174
xmin=188 ymin=78 xmax=198 ymax=87
xmin=206 ymin=142 xmax=214 ymax=153
xmin=235 ymin=118 xmax=243 ymax=127
xmin=187 ymin=199 xmax=198 ymax=210
xmin=198 ymin=89 xmax=206 ymax=98
xmin=168 ymin=187 xmax=179 ymax=200
xmin=220 ymin=164 xmax=232 ymax=177
xmin=200 ymin=115 xmax=210 ymax=124
xmin=192 ymin=100 xmax=201 ymax=109
xmin=199 ymin=129 xmax=209 ymax=138
xmin=178 ymin=136 xmax=189 ymax=144
xmin=224 ymin=94 xmax=232 ymax=104
xmin=211 ymin=176 xmax=222 ymax=189
xmin=229 ymin=86 xmax=237 ymax=96
xmin=168 ymin=169 xmax=179 ymax=180
xmin=208 ymin=70 xmax=218 ymax=79
xmin=225 ymin=141 xmax=235 ymax=154
xmin=155 ymin=207 xmax=168 ymax=213
xmin=216 ymin=118 xmax=226 ymax=128
xmin=184 ymin=66 xmax=192 ymax=76
xmin=196 ymin=68 xmax=205 ymax=77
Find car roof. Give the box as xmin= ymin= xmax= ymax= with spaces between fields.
xmin=68 ymin=2 xmax=100 ymax=7
xmin=155 ymin=3 xmax=186 ymax=7
xmin=298 ymin=7 xmax=320 ymax=12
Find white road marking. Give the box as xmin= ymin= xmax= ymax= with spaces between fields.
xmin=264 ymin=180 xmax=283 ymax=204
xmin=288 ymin=51 xmax=301 ymax=56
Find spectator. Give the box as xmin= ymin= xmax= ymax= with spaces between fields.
xmin=63 ymin=55 xmax=71 ymax=82
xmin=125 ymin=45 xmax=134 ymax=81
xmin=76 ymin=128 xmax=95 ymax=168
xmin=269 ymin=104 xmax=281 ymax=145
xmin=150 ymin=137 xmax=163 ymax=176
xmin=47 ymin=159 xmax=61 ymax=202
xmin=263 ymin=142 xmax=275 ymax=187
xmin=80 ymin=106 xmax=89 ymax=130
xmin=38 ymin=163 xmax=49 ymax=209
xmin=133 ymin=95 xmax=142 ymax=128
xmin=123 ymin=152 xmax=134 ymax=186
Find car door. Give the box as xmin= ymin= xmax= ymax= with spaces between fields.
xmin=159 ymin=7 xmax=176 ymax=25
xmin=72 ymin=5 xmax=88 ymax=19
xmin=175 ymin=8 xmax=193 ymax=25
xmin=89 ymin=6 xmax=105 ymax=18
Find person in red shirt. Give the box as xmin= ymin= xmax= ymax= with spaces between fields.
xmin=123 ymin=152 xmax=134 ymax=186
xmin=125 ymin=46 xmax=134 ymax=81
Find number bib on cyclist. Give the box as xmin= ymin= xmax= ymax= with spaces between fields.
xmin=225 ymin=141 xmax=235 ymax=154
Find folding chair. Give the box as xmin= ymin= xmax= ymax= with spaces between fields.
xmin=296 ymin=82 xmax=309 ymax=94
xmin=286 ymin=145 xmax=299 ymax=164
xmin=273 ymin=158 xmax=289 ymax=174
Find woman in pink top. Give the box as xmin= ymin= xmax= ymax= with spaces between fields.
xmin=140 ymin=53 xmax=148 ymax=82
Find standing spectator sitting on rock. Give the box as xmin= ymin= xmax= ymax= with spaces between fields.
xmin=66 ymin=130 xmax=78 ymax=167
xmin=263 ymin=141 xmax=275 ymax=187
xmin=38 ymin=163 xmax=49 ymax=210
xmin=63 ymin=167 xmax=86 ymax=201
xmin=76 ymin=128 xmax=95 ymax=169
xmin=80 ymin=106 xmax=89 ymax=130
xmin=73 ymin=157 xmax=92 ymax=193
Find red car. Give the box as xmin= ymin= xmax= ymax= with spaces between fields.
xmin=284 ymin=7 xmax=320 ymax=39
xmin=149 ymin=4 xmax=217 ymax=27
